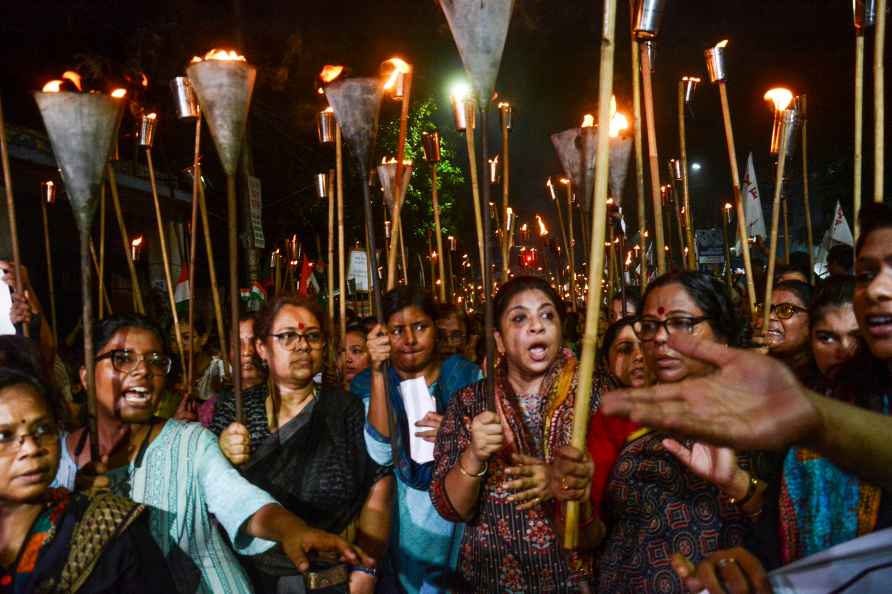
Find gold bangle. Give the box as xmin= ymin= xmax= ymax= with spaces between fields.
xmin=729 ymin=474 xmax=762 ymax=506
xmin=458 ymin=459 xmax=488 ymax=478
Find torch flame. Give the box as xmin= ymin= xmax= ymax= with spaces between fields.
xmin=559 ymin=178 xmax=570 ymax=185
xmin=764 ymin=88 xmax=794 ymax=112
xmin=42 ymin=80 xmax=63 ymax=93
xmin=131 ymin=236 xmax=144 ymax=247
xmin=682 ymin=76 xmax=702 ymax=83
xmin=581 ymin=114 xmax=595 ymax=128
xmin=626 ymin=252 xmax=632 ymax=266
xmin=536 ymin=216 xmax=548 ymax=236
xmin=203 ymin=49 xmax=247 ymax=62
xmin=319 ymin=65 xmax=344 ymax=84
xmin=111 ymin=88 xmax=127 ymax=98
xmin=62 ymin=71 xmax=82 ymax=91
xmin=498 ymin=102 xmax=510 ymax=109
xmin=450 ymin=81 xmax=471 ymax=102
xmin=546 ymin=178 xmax=556 ymax=199
xmin=141 ymin=73 xmax=149 ymax=87
xmin=521 ymin=223 xmax=528 ymax=232
xmin=609 ymin=112 xmax=629 ymax=138
xmin=146 ymin=112 xmax=157 ymax=120
xmin=724 ymin=202 xmax=733 ymax=210
xmin=382 ymin=58 xmax=411 ymax=91
xmin=715 ymin=39 xmax=729 ymax=49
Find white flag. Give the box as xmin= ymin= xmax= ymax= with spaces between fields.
xmin=829 ymin=201 xmax=855 ymax=247
xmin=742 ymin=152 xmax=767 ymax=239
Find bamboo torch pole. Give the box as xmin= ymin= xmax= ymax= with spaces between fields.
xmin=855 ymin=31 xmax=865 ymax=238
xmin=640 ymin=42 xmax=667 ymax=275
xmin=500 ymin=103 xmax=512 ymax=280
xmin=566 ymin=0 xmax=617 ymax=547
xmin=762 ymin=124 xmax=790 ymax=331
xmin=678 ymin=80 xmax=698 ymax=270
xmin=564 ymin=181 xmax=578 ymax=311
xmin=107 ymin=166 xmax=145 ymax=313
xmin=337 ymin=128 xmax=347 ymax=343
xmin=98 ymin=185 xmax=107 ymax=319
xmin=875 ymin=0 xmax=887 ymax=204
xmin=197 ymin=181 xmax=228 ymax=370
xmin=800 ymin=95 xmax=815 ymax=284
xmin=631 ymin=18 xmax=648 ymax=288
xmin=0 ymin=97 xmax=28 ymax=337
xmin=386 ymin=65 xmax=413 ymax=289
xmin=39 ymin=182 xmax=58 ymax=344
xmin=466 ymin=116 xmax=487 ymax=284
xmin=706 ymin=39 xmax=757 ymax=314
xmin=423 ymin=132 xmax=448 ymax=303
xmin=144 ymin=139 xmax=187 ymax=376
xmin=186 ymin=117 xmax=201 ymax=391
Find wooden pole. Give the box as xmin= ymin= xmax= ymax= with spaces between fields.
xmin=640 ymin=43 xmax=667 ymax=275
xmin=226 ymin=174 xmax=242 ymax=423
xmin=145 ymin=149 xmax=187 ymax=375
xmin=631 ymin=24 xmax=648 ymax=289
xmin=186 ymin=117 xmax=201 ymax=392
xmin=432 ymin=167 xmax=447 ymax=302
xmin=678 ymin=81 xmax=697 ymax=270
xmin=875 ymin=0 xmax=887 ymax=204
xmin=566 ymin=0 xmax=617 ymax=547
xmin=197 ymin=180 xmax=228 ymax=370
xmin=855 ymin=35 xmax=865 ymax=237
xmin=336 ymin=128 xmax=347 ymax=343
xmin=553 ymin=188 xmax=571 ymax=285
xmin=718 ymin=83 xmax=757 ymax=315
xmin=327 ymin=173 xmax=336 ymax=336
xmin=387 ymin=71 xmax=413 ymax=290
xmin=762 ymin=126 xmax=789 ymax=332
xmin=721 ymin=204 xmax=733 ymax=286
xmin=465 ymin=123 xmax=487 ymax=285
xmin=89 ymin=240 xmax=113 ymax=314
xmin=800 ymin=95 xmax=815 ymax=284
xmin=0 ymin=97 xmax=28 ymax=337
xmin=107 ymin=166 xmax=145 ymax=314
xmin=782 ymin=198 xmax=790 ymax=265
xmin=40 ymin=192 xmax=58 ymax=344
xmin=98 ymin=185 xmax=107 ymax=319
xmin=79 ymin=229 xmax=100 ymax=461
xmin=566 ymin=183 xmax=578 ymax=311
xmin=501 ymin=112 xmax=511 ymax=280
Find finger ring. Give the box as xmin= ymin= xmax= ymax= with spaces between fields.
xmin=561 ymin=477 xmax=570 ymax=491
xmin=716 ymin=557 xmax=737 ymax=569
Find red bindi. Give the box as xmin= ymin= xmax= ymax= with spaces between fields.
xmin=298 ymin=322 xmax=305 ymax=330
xmin=657 ymin=306 xmax=665 ymax=315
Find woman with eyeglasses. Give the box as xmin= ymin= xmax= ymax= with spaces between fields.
xmin=354 ymin=286 xmax=481 ymax=593
xmin=430 ymin=276 xmax=601 ymax=593
xmin=211 ymin=295 xmax=391 ymax=593
xmin=53 ymin=313 xmax=370 ymax=594
xmin=0 ymin=368 xmax=175 ymax=592
xmin=596 ymin=272 xmax=768 ymax=594
xmin=758 ymin=280 xmax=813 ymax=380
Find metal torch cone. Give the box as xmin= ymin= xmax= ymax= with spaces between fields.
xmin=33 ymin=90 xmax=121 ymax=462
xmin=376 ymin=161 xmax=414 ymax=231
xmin=608 ymin=136 xmax=633 ymax=202
xmin=187 ymin=57 xmax=256 ymax=424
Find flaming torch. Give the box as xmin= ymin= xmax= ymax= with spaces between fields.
xmin=679 ymin=76 xmax=700 ymax=269
xmin=567 ymin=0 xmax=620 ymax=548
xmin=39 ymin=181 xmax=58 ymax=342
xmin=439 ymin=0 xmax=515 ymax=411
xmin=423 ymin=130 xmax=448 ymax=302
xmin=705 ymin=39 xmax=757 ymax=315
xmin=381 ymin=57 xmax=413 ymax=290
xmin=34 ymin=78 xmax=123 ymax=460
xmin=187 ymin=48 xmax=256 ymax=423
xmin=378 ymin=156 xmax=413 ymax=287
xmin=721 ymin=202 xmax=733 ymax=285
xmin=137 ymin=111 xmax=187 ymax=376
xmin=634 ymin=0 xmax=668 ymax=275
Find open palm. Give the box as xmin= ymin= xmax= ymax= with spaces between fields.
xmin=662 ymin=438 xmax=737 ymax=489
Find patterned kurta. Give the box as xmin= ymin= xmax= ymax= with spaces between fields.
xmin=596 ymin=430 xmax=753 ymax=594
xmin=430 ymin=350 xmax=601 ymax=593
xmin=54 ymin=421 xmax=279 ymax=594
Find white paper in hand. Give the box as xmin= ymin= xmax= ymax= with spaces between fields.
xmin=0 ymin=270 xmax=15 ymax=336
xmin=399 ymin=376 xmax=437 ymax=464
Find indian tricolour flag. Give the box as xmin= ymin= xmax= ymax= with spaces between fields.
xmin=174 ymin=264 xmax=190 ymax=311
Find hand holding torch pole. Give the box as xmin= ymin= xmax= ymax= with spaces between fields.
xmin=0 ymin=97 xmax=28 ymax=337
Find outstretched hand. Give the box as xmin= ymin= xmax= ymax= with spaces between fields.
xmin=281 ymin=527 xmax=373 ymax=574
xmin=662 ymin=439 xmax=741 ymax=493
xmin=600 ymin=333 xmax=819 ymax=452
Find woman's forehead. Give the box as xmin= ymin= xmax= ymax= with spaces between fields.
xmin=274 ymin=305 xmax=320 ymax=328
xmin=505 ymin=289 xmax=555 ymax=311
xmin=104 ymin=327 xmax=163 ymax=352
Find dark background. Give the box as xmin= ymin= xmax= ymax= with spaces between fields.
xmin=0 ymin=0 xmax=877 ymax=312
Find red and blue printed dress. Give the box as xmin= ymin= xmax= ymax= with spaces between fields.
xmin=596 ymin=430 xmax=755 ymax=594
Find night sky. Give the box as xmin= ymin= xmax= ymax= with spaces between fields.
xmin=0 ymin=0 xmax=869 ymax=260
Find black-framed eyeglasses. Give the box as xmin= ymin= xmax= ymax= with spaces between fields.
xmin=0 ymin=422 xmax=59 ymax=455
xmin=270 ymin=330 xmax=325 ymax=350
xmin=755 ymin=302 xmax=808 ymax=321
xmin=96 ymin=349 xmax=173 ymax=375
xmin=438 ymin=330 xmax=467 ymax=344
xmin=633 ymin=316 xmax=712 ymax=341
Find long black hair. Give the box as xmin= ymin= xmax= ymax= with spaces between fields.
xmin=382 ymin=286 xmax=438 ymax=325
xmin=809 ymin=276 xmax=855 ymax=330
xmin=642 ymin=271 xmax=750 ymax=347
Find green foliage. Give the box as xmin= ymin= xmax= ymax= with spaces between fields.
xmin=376 ymin=98 xmax=465 ymax=246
